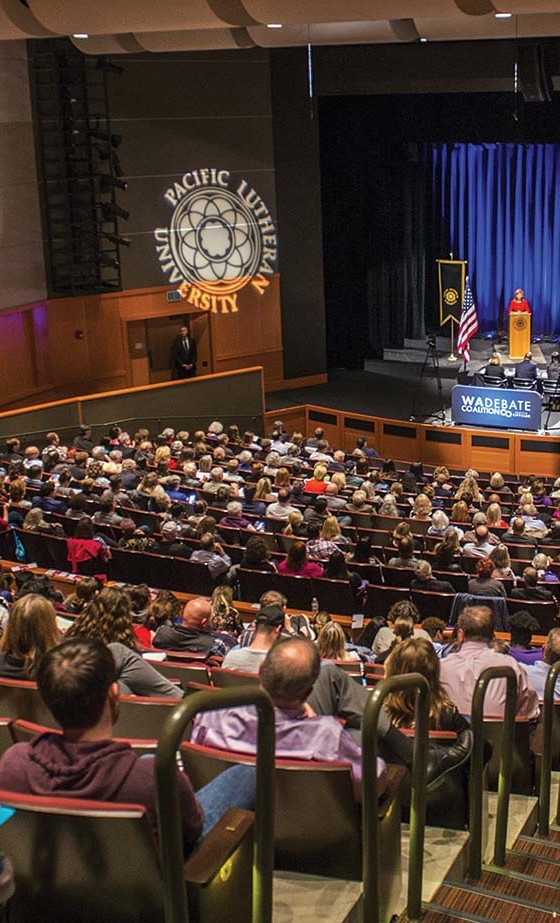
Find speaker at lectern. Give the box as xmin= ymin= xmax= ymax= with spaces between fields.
xmin=509 ymin=312 xmax=531 ymax=360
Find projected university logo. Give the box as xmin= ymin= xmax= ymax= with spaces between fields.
xmin=154 ymin=169 xmax=277 ymax=313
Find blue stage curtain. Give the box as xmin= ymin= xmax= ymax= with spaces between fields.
xmin=430 ymin=142 xmax=560 ymax=336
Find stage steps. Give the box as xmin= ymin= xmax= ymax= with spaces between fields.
xmin=399 ymin=825 xmax=560 ymax=923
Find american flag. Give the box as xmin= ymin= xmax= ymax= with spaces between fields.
xmin=456 ymin=276 xmax=479 ymax=363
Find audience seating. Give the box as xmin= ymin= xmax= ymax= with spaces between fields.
xmin=483 ymin=717 xmax=535 ymax=795
xmin=410 ymin=589 xmax=456 ymax=623
xmin=0 ymin=789 xmax=254 ymax=923
xmin=11 ymin=719 xmax=159 ymax=758
xmin=209 ymin=667 xmax=260 ymax=688
xmin=505 ymin=598 xmax=558 ymax=634
xmin=114 ymin=695 xmax=183 ymax=740
xmin=0 ymin=679 xmax=57 ymax=728
xmin=365 ymin=585 xmax=410 ymax=618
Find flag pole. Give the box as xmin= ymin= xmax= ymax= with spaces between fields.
xmin=448 ymin=318 xmax=458 ymax=361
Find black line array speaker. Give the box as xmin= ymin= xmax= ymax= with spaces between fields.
xmin=517 ymin=44 xmax=553 ymax=103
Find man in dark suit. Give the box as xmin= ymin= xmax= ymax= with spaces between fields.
xmin=515 ymin=351 xmax=537 ymax=381
xmin=172 ymin=323 xmax=197 ymax=379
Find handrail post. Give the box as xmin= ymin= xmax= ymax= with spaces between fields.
xmin=539 ymin=660 xmax=560 ymax=835
xmin=155 ymin=688 xmax=275 ymax=923
xmin=362 ymin=673 xmax=429 ymax=923
xmin=469 ymin=666 xmax=517 ymax=878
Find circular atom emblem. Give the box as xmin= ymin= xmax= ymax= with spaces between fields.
xmin=444 ymin=287 xmax=459 ymax=306
xmin=154 ymin=168 xmax=277 ymax=314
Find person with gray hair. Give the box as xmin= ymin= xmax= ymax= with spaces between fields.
xmin=218 ymin=501 xmax=255 ymax=532
xmin=410 ymin=560 xmax=455 ymax=594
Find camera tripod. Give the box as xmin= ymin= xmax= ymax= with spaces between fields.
xmin=410 ymin=338 xmax=446 ymax=423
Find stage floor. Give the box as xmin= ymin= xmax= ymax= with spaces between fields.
xmin=267 ymin=336 xmax=560 ymax=432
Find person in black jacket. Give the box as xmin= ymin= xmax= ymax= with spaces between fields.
xmin=511 ymin=567 xmax=558 ymax=607
xmin=172 ymin=323 xmax=197 ymax=379
xmin=410 ymin=560 xmax=455 ymax=594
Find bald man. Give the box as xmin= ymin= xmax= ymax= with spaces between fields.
xmin=192 ymin=637 xmax=473 ymax=800
xmin=152 ymin=596 xmax=235 ymax=658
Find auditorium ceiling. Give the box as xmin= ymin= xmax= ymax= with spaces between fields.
xmin=2 ymin=0 xmax=560 ymax=54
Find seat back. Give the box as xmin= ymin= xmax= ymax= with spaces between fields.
xmin=173 ymin=559 xmax=216 ymax=596
xmin=432 ymin=570 xmax=468 ymax=592
xmin=109 ymin=548 xmax=150 ymax=585
xmin=209 ymin=667 xmax=260 ymax=688
xmin=382 ymin=565 xmax=415 ymax=587
xmin=512 ymin=377 xmax=536 ymax=390
xmin=365 ymin=584 xmax=410 ymax=618
xmin=0 ymin=679 xmax=57 ymax=726
xmin=237 ymin=568 xmax=275 ymax=603
xmin=0 ymin=790 xmax=164 ymax=923
xmin=144 ymin=658 xmax=212 ymax=687
xmin=114 ymin=695 xmax=183 ymax=740
xmin=312 ymin=577 xmax=357 ymax=616
xmin=410 ymin=589 xmax=455 ymax=623
xmin=11 ymin=719 xmax=159 ymax=758
xmin=482 ymin=375 xmax=504 ymax=388
xmin=273 ymin=574 xmax=314 ymax=610
xmin=16 ymin=530 xmax=68 ymax=570
xmin=483 ymin=718 xmax=534 ymax=794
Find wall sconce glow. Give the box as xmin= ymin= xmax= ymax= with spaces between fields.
xmin=266 ymin=23 xmax=282 ymax=28
xmin=72 ymin=33 xmax=90 ymax=38
xmin=494 ymin=12 xmax=512 ymax=18
xmin=420 ymin=37 xmax=428 ymax=43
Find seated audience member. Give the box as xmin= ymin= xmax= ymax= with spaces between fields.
xmin=142 ymin=589 xmax=182 ymax=642
xmin=91 ymin=492 xmax=124 ymax=526
xmin=385 ymin=638 xmax=470 ymax=734
xmin=511 ymin=566 xmax=557 ymax=606
xmin=124 ymin=584 xmax=152 ymax=648
xmin=490 ymin=544 xmax=514 ymax=579
xmin=151 ymin=520 xmax=192 ymax=558
xmin=66 ymin=587 xmax=179 ymax=697
xmin=277 ymin=541 xmax=324 ymax=578
xmin=375 ymin=614 xmax=417 ymax=665
xmin=239 ymin=535 xmax=277 ymax=573
xmin=192 ymin=637 xmax=472 ymax=801
xmin=153 ymin=596 xmax=235 ymax=658
xmin=210 ymin=585 xmax=242 ymax=639
xmin=427 ymin=510 xmax=459 ymax=539
xmin=486 ymin=503 xmax=508 ymax=530
xmin=439 ymin=606 xmax=539 ymax=718
xmin=190 ymin=533 xmax=232 ymax=580
xmin=507 ymin=611 xmax=543 ymax=666
xmin=283 ymin=509 xmax=307 ymax=537
xmin=410 ymin=494 xmax=432 ymax=521
xmin=532 ymin=552 xmax=560 ymax=583
xmin=524 ymin=627 xmax=560 ymax=700
xmin=64 ymin=577 xmax=102 ymax=615
xmin=502 ymin=517 xmax=538 ymax=548
xmin=378 ymin=494 xmax=399 ymax=517
xmin=410 ymin=560 xmax=455 ymax=594
xmin=433 ymin=534 xmax=463 ymax=573
xmin=118 ymin=518 xmax=153 ymax=552
xmin=23 ymin=507 xmax=64 ymax=536
xmin=222 ymin=605 xmax=285 ymax=672
xmin=303 ymin=495 xmax=329 ymax=527
xmin=0 ymin=594 xmax=60 ymax=679
xmin=462 ymin=525 xmax=496 ymax=559
xmin=0 ymin=637 xmax=255 ymax=855
xmin=373 ymin=601 xmax=430 ymax=657
xmin=467 ymin=557 xmax=507 ymax=598
xmin=218 ymin=500 xmax=255 ymax=532
xmin=324 ymin=550 xmax=363 ymax=601
xmin=348 ymin=537 xmax=381 ymax=566
xmin=316 ymin=620 xmax=360 ymax=663
xmin=421 ymin=618 xmax=448 ymax=656
xmin=484 ymin=352 xmax=505 ymax=380
xmin=304 ymin=464 xmax=329 ymax=495
xmin=240 ymin=484 xmax=266 ymax=517
xmin=31 ymin=481 xmax=68 ymax=515
xmin=66 ymin=517 xmax=110 ymax=577
xmin=306 ymin=521 xmax=338 ymax=563
xmin=388 ymin=536 xmax=416 ymax=569
xmin=266 ymin=488 xmax=298 ymax=522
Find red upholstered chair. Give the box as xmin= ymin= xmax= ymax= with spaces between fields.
xmin=209 ymin=667 xmax=260 ymax=688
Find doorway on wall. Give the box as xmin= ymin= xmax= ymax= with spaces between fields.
xmin=145 ymin=314 xmax=210 ymax=384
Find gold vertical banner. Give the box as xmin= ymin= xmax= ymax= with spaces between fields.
xmin=437 ymin=259 xmax=466 ymax=327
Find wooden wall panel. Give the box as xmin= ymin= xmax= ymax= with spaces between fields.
xmin=514 ymin=435 xmax=560 ymax=478
xmin=379 ymin=421 xmax=420 ymax=463
xmin=0 ymin=311 xmax=36 ymax=401
xmin=417 ymin=426 xmax=465 ymax=469
xmin=341 ymin=416 xmax=379 ymax=455
xmin=306 ymin=405 xmax=343 ymax=452
xmin=466 ymin=431 xmax=514 ymax=476
xmin=264 ymin=405 xmax=307 ymax=438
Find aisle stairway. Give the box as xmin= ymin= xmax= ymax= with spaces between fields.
xmin=404 ymin=827 xmax=560 ymax=922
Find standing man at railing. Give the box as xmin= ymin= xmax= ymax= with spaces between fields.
xmin=172 ymin=321 xmax=197 ymax=379
xmin=440 ymin=606 xmax=539 ymax=718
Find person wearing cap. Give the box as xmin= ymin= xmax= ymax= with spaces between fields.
xmin=151 ymin=520 xmax=191 ymax=558
xmin=221 ymin=606 xmax=286 ymax=672
xmin=153 ymin=596 xmax=235 ymax=657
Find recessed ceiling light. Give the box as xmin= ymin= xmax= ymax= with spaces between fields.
xmin=267 ymin=23 xmax=282 ymax=29
xmin=72 ymin=33 xmax=89 ymax=38
xmin=494 ymin=12 xmax=512 ymax=18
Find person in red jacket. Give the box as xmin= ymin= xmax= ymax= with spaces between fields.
xmin=508 ymin=287 xmax=531 ymax=313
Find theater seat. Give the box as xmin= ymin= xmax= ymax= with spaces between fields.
xmin=209 ymin=667 xmax=260 ymax=688
xmin=114 ymin=695 xmax=183 ymax=740
xmin=181 ymin=740 xmax=404 ymax=917
xmin=0 ymin=789 xmax=253 ymax=923
xmin=11 ymin=719 xmax=159 ymax=758
xmin=483 ymin=717 xmax=535 ymax=795
xmin=0 ymin=679 xmax=57 ymax=727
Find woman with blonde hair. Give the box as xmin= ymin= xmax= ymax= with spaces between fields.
xmin=490 ymin=544 xmax=514 ymax=579
xmin=410 ymin=494 xmax=432 ymax=520
xmin=450 ymin=500 xmax=470 ymax=524
xmin=378 ymin=494 xmax=399 ymax=517
xmin=0 ymin=594 xmax=60 ymax=679
xmin=305 ymin=463 xmax=329 ymax=494
xmin=455 ymin=476 xmax=483 ymax=503
xmin=486 ymin=502 xmax=508 ymax=529
xmin=23 ymin=507 xmax=62 ymax=535
xmin=384 ymin=638 xmax=468 ymax=732
xmin=211 ymin=584 xmax=242 ymax=637
xmin=283 ymin=509 xmax=306 ymax=537
xmin=331 ymin=471 xmax=347 ymax=492
xmin=321 ymin=514 xmax=348 ymax=544
xmin=317 ymin=621 xmax=359 ymax=662
xmin=253 ymin=477 xmax=274 ymax=502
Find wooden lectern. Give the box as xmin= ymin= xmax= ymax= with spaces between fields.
xmin=509 ymin=312 xmax=531 ymax=360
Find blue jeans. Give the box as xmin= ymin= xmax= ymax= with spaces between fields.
xmin=196 ymin=764 xmax=256 ymax=840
